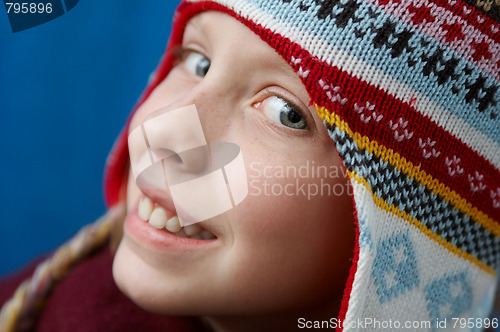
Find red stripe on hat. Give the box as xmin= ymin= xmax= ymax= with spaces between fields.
xmin=336 ymin=185 xmax=361 ymax=332
xmin=433 ymin=0 xmax=500 ymax=43
xmin=377 ymin=0 xmax=500 ymax=44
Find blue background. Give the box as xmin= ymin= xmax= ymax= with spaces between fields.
xmin=0 ymin=1 xmax=180 ymax=276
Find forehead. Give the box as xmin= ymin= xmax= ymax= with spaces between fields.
xmin=182 ymin=11 xmax=300 ymax=81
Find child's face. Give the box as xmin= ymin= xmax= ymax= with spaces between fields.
xmin=113 ymin=10 xmax=354 ymax=321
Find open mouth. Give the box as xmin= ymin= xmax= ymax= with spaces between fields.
xmin=137 ymin=196 xmax=217 ymax=240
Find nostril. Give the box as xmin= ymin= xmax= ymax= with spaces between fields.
xmin=154 ymin=148 xmax=181 ymax=164
xmin=164 ymin=145 xmax=213 ymax=185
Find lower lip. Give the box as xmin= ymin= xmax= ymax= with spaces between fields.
xmin=124 ymin=201 xmax=218 ymax=253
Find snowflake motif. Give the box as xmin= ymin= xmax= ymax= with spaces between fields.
xmin=291 ymin=56 xmax=302 ymax=65
xmin=291 ymin=57 xmax=309 ymax=78
xmin=468 ymin=171 xmax=487 ymax=193
xmin=444 ymin=156 xmax=464 ymax=177
xmin=490 ymin=188 xmax=500 ymax=209
xmin=298 ymin=67 xmax=310 ymax=78
xmin=388 ymin=118 xmax=414 ymax=142
xmin=492 ymin=25 xmax=499 ymax=34
xmin=418 ymin=138 xmax=441 ymax=159
xmin=354 ymin=101 xmax=383 ymax=124
xmin=318 ymin=79 xmax=348 ymax=105
xmin=463 ymin=6 xmax=472 ymax=14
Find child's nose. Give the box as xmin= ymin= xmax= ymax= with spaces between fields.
xmin=129 ymin=104 xmax=211 ymax=185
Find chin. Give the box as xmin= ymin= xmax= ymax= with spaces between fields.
xmin=112 ymin=239 xmax=175 ymax=315
xmin=112 ymin=237 xmax=217 ymax=316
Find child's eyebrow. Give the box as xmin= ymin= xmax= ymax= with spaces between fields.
xmin=168 ymin=46 xmax=184 ymax=60
xmin=272 ymin=57 xmax=305 ymax=83
xmin=184 ymin=17 xmax=209 ymax=41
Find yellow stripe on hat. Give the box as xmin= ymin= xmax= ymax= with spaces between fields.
xmin=316 ymin=105 xmax=500 ymax=240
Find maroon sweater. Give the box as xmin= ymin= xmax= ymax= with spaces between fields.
xmin=0 ymin=246 xmax=206 ymax=332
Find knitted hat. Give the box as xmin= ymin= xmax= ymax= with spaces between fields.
xmin=104 ymin=0 xmax=500 ymax=329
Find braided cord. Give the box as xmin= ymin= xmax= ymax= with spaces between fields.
xmin=0 ymin=203 xmax=125 ymax=332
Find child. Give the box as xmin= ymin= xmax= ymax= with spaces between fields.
xmin=1 ymin=0 xmax=499 ymax=331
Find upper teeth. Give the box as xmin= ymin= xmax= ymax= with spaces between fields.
xmin=166 ymin=216 xmax=181 ymax=233
xmin=149 ymin=206 xmax=169 ymax=229
xmin=137 ymin=197 xmax=216 ymax=240
xmin=138 ymin=196 xmax=153 ymax=221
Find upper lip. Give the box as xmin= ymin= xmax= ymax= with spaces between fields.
xmin=138 ymin=188 xmax=220 ymax=238
xmin=140 ymin=187 xmax=177 ymax=216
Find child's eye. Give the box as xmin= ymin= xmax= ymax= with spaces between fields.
xmin=259 ymin=96 xmax=307 ymax=130
xmin=184 ymin=51 xmax=211 ymax=78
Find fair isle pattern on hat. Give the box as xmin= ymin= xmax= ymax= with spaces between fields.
xmin=175 ymin=0 xmax=500 ymax=330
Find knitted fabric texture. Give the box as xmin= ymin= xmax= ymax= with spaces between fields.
xmin=104 ymin=0 xmax=500 ymax=330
